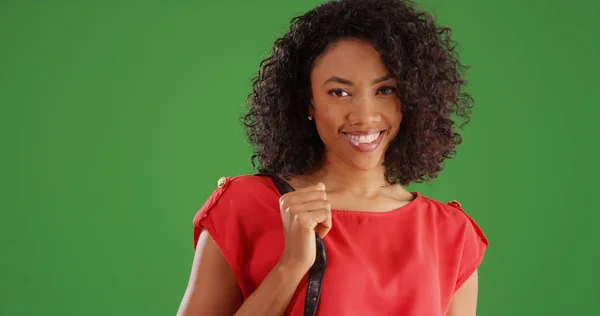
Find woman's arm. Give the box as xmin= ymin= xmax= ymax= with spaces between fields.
xmin=446 ymin=270 xmax=479 ymax=316
xmin=176 ymin=229 xmax=306 ymax=316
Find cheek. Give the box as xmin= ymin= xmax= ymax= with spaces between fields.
xmin=314 ymin=99 xmax=346 ymax=126
xmin=387 ymin=101 xmax=403 ymax=135
xmin=313 ymin=105 xmax=348 ymax=145
xmin=315 ymin=108 xmax=342 ymax=137
xmin=385 ymin=99 xmax=403 ymax=120
xmin=318 ymin=106 xmax=341 ymax=122
xmin=395 ymin=110 xmax=403 ymax=126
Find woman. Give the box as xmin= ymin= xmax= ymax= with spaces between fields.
xmin=178 ymin=0 xmax=488 ymax=315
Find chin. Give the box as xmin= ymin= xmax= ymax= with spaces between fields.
xmin=323 ymin=136 xmax=389 ymax=171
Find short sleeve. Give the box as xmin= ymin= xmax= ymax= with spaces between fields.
xmin=193 ymin=176 xmax=232 ymax=251
xmin=190 ymin=175 xmax=282 ymax=299
xmin=447 ymin=201 xmax=489 ymax=292
xmin=192 ymin=176 xmax=245 ymax=277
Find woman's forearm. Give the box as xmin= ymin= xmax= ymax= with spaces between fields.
xmin=234 ymin=263 xmax=306 ymax=316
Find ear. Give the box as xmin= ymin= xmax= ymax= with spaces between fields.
xmin=308 ymin=100 xmax=315 ymax=117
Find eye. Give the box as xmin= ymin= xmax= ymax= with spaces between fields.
xmin=327 ymin=89 xmax=350 ymax=97
xmin=377 ymin=86 xmax=397 ymax=95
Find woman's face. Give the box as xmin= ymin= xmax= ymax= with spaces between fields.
xmin=309 ymin=38 xmax=402 ymax=171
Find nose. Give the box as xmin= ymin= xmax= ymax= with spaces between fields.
xmin=347 ymin=96 xmax=381 ymax=126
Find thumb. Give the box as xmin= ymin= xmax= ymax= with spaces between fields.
xmin=315 ymin=223 xmax=331 ymax=239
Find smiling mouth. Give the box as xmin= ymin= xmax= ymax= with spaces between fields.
xmin=342 ymin=131 xmax=381 ymax=144
xmin=341 ymin=130 xmax=386 ymax=152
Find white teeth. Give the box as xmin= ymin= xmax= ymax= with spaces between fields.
xmin=345 ymin=132 xmax=381 ymax=144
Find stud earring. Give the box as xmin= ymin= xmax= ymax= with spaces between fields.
xmin=308 ymin=115 xmax=313 ymax=120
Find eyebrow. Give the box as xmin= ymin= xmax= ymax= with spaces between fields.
xmin=323 ymin=74 xmax=394 ymax=86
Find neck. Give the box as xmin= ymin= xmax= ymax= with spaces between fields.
xmin=308 ymin=151 xmax=391 ymax=196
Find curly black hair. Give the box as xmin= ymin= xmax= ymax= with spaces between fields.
xmin=242 ymin=0 xmax=473 ymax=185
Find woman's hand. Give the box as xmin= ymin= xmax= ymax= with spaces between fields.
xmin=277 ymin=182 xmax=332 ymax=274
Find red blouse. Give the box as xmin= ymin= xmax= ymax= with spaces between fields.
xmin=193 ymin=175 xmax=488 ymax=316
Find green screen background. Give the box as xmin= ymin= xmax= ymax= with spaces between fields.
xmin=2 ymin=0 xmax=599 ymax=315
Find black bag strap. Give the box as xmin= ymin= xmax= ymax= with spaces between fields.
xmin=256 ymin=173 xmax=327 ymax=316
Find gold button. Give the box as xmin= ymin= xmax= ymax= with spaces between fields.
xmin=217 ymin=176 xmax=227 ymax=188
xmin=449 ymin=200 xmax=462 ymax=208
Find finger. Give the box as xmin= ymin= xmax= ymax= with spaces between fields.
xmin=280 ymin=183 xmax=325 ymax=206
xmin=285 ymin=200 xmax=330 ymax=215
xmin=316 ymin=209 xmax=333 ymax=238
xmin=294 ymin=209 xmax=331 ymax=232
xmin=281 ymin=191 xmax=327 ymax=210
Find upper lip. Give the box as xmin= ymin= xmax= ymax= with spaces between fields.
xmin=341 ymin=129 xmax=385 ymax=135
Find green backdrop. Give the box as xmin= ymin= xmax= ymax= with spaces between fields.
xmin=2 ymin=0 xmax=599 ymax=315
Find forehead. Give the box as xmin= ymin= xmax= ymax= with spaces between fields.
xmin=311 ymin=38 xmax=390 ymax=80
